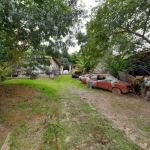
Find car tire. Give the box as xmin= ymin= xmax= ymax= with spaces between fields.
xmin=112 ymin=88 xmax=121 ymax=94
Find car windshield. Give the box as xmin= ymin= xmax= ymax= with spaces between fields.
xmin=106 ymin=74 xmax=117 ymax=81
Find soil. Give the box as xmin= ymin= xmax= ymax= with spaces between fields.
xmin=0 ymin=83 xmax=150 ymax=149
xmin=68 ymin=85 xmax=150 ymax=150
xmin=0 ymin=84 xmax=41 ymax=149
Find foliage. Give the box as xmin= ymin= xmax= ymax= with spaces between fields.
xmin=57 ymin=48 xmax=71 ymax=66
xmin=79 ymin=0 xmax=150 ymax=74
xmin=0 ymin=0 xmax=84 ymax=76
xmin=58 ymin=57 xmax=70 ymax=66
xmin=103 ymin=56 xmax=128 ymax=77
xmin=61 ymin=49 xmax=70 ymax=61
xmin=69 ymin=51 xmax=79 ymax=64
xmin=75 ymin=54 xmax=89 ymax=70
xmin=45 ymin=46 xmax=61 ymax=58
xmin=123 ymin=51 xmax=150 ymax=75
xmin=92 ymin=0 xmax=150 ymax=47
xmin=76 ymin=32 xmax=88 ymax=46
xmin=69 ymin=51 xmax=92 ymax=73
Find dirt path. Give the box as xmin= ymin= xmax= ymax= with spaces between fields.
xmin=68 ymin=85 xmax=150 ymax=150
xmin=0 ymin=80 xmax=150 ymax=149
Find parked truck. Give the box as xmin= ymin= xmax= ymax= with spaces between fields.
xmin=71 ymin=64 xmax=82 ymax=78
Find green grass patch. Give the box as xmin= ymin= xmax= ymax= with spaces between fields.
xmin=136 ymin=118 xmax=150 ymax=138
xmin=2 ymin=77 xmax=60 ymax=100
xmin=0 ymin=76 xmax=144 ymax=150
xmin=55 ymin=75 xmax=89 ymax=90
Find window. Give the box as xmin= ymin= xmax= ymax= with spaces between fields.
xmin=91 ymin=75 xmax=97 ymax=79
xmin=98 ymin=75 xmax=105 ymax=80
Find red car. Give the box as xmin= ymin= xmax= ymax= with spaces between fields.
xmin=80 ymin=74 xmax=90 ymax=83
xmin=82 ymin=73 xmax=100 ymax=84
xmin=87 ymin=74 xmax=133 ymax=94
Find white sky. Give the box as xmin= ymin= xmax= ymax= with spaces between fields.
xmin=68 ymin=0 xmax=98 ymax=54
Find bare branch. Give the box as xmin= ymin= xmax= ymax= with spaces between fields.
xmin=119 ymin=26 xmax=150 ymax=44
xmin=113 ymin=30 xmax=127 ymax=34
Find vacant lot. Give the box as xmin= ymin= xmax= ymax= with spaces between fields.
xmin=0 ymin=76 xmax=149 ymax=150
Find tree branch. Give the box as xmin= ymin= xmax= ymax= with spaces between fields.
xmin=143 ymin=8 xmax=150 ymax=36
xmin=113 ymin=30 xmax=127 ymax=34
xmin=119 ymin=26 xmax=150 ymax=44
xmin=0 ymin=61 xmax=17 ymax=75
xmin=20 ymin=39 xmax=30 ymax=50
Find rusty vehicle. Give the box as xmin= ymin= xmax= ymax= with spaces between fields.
xmin=71 ymin=64 xmax=82 ymax=78
xmin=82 ymin=76 xmax=87 ymax=84
xmin=79 ymin=74 xmax=90 ymax=82
xmin=82 ymin=73 xmax=100 ymax=84
xmin=87 ymin=74 xmax=133 ymax=94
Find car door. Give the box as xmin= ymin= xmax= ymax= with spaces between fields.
xmin=96 ymin=75 xmax=109 ymax=90
xmin=90 ymin=75 xmax=98 ymax=81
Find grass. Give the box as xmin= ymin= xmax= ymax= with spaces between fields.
xmin=0 ymin=75 xmax=143 ymax=150
xmin=136 ymin=118 xmax=150 ymax=138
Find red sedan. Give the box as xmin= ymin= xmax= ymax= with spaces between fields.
xmin=87 ymin=74 xmax=132 ymax=94
xmin=82 ymin=73 xmax=101 ymax=84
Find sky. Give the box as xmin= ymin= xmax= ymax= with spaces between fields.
xmin=68 ymin=0 xmax=98 ymax=54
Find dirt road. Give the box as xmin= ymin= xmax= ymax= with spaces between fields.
xmin=68 ymin=85 xmax=150 ymax=150
xmin=0 ymin=78 xmax=150 ymax=150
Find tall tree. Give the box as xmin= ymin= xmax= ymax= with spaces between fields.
xmin=0 ymin=0 xmax=83 ymax=76
xmin=61 ymin=49 xmax=70 ymax=61
xmin=69 ymin=51 xmax=78 ymax=64
xmin=93 ymin=0 xmax=150 ymax=44
xmin=79 ymin=0 xmax=150 ymax=74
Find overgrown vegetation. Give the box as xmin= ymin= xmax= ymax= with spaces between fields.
xmin=77 ymin=0 xmax=150 ymax=75
xmin=0 ymin=76 xmax=143 ymax=149
xmin=0 ymin=0 xmax=85 ymax=78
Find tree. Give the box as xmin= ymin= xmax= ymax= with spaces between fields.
xmin=69 ymin=51 xmax=78 ymax=64
xmin=78 ymin=0 xmax=150 ymax=75
xmin=61 ymin=49 xmax=70 ymax=61
xmin=92 ymin=0 xmax=150 ymax=45
xmin=0 ymin=0 xmax=83 ymax=77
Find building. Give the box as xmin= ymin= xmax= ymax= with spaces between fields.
xmin=15 ymin=57 xmax=61 ymax=78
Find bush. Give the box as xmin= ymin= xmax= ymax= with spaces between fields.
xmin=1 ymin=76 xmax=6 ymax=82
xmin=30 ymin=74 xmax=38 ymax=79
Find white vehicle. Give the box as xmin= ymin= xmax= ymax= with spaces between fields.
xmin=79 ymin=74 xmax=89 ymax=81
xmin=63 ymin=70 xmax=69 ymax=74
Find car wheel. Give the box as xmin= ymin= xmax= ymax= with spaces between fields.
xmin=112 ymin=88 xmax=121 ymax=94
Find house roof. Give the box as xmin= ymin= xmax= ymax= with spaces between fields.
xmin=52 ymin=57 xmax=61 ymax=67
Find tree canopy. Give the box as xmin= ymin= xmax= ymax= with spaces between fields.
xmin=0 ymin=0 xmax=83 ymax=76
xmin=78 ymin=0 xmax=150 ymax=75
